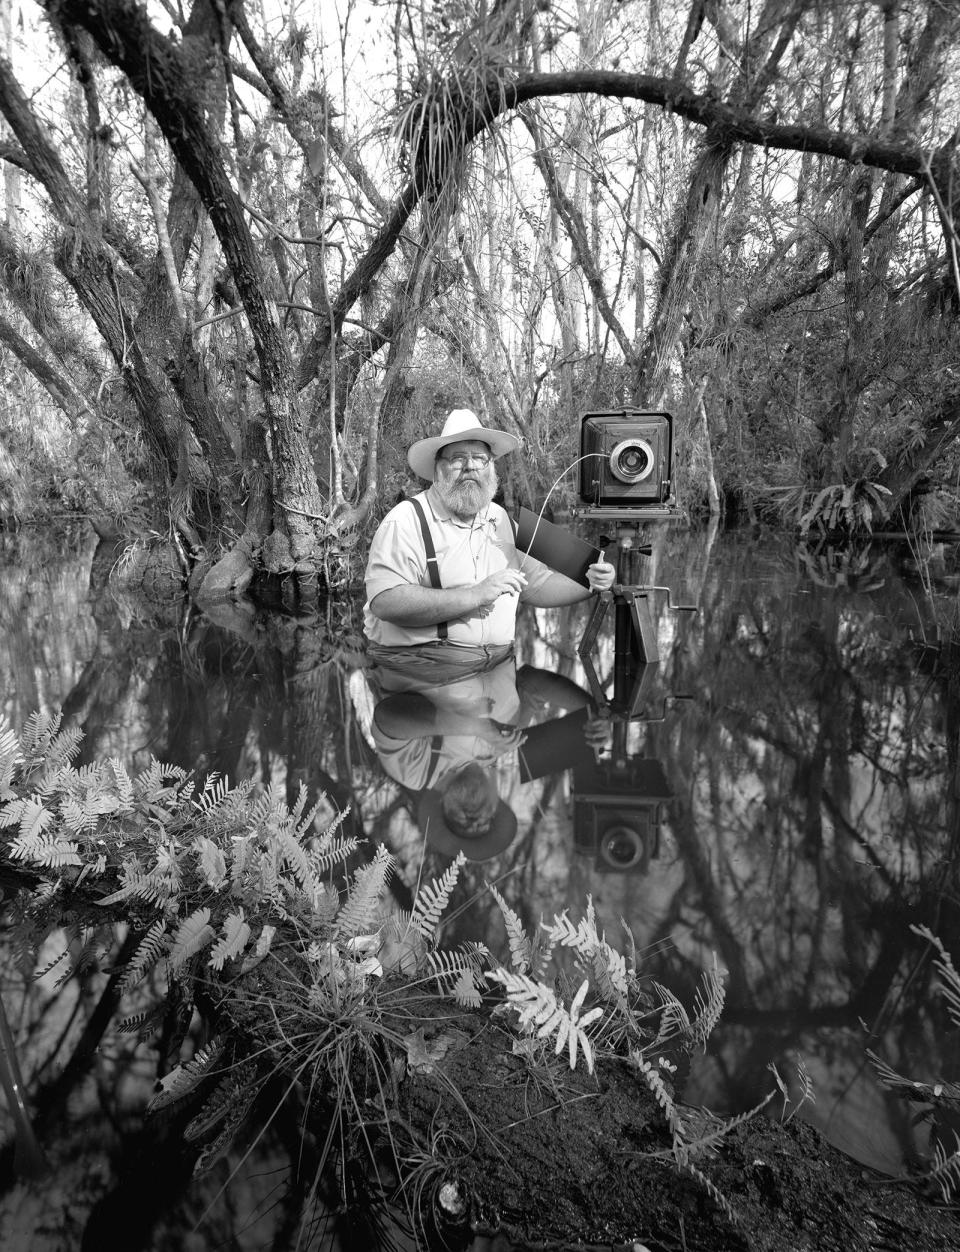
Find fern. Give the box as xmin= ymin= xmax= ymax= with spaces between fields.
xmin=0 ymin=718 xmax=22 ymax=801
xmin=679 ymin=1158 xmax=739 ymax=1226
xmin=688 ymin=955 xmax=726 ymax=1048
xmin=651 ymin=959 xmax=726 ymax=1052
xmin=488 ymin=970 xmax=603 ymax=1074
xmin=31 ymin=946 xmax=69 ymax=982
xmin=134 ymin=759 xmax=189 ymax=806
xmin=208 ymin=912 xmax=252 ymax=971
xmin=912 ymin=924 xmax=960 ymax=1028
xmin=183 ymin=1060 xmax=260 ymax=1144
xmin=116 ymin=1006 xmax=165 ymax=1036
xmin=308 ymin=832 xmax=359 ymax=876
xmin=192 ymin=773 xmax=231 ymax=813
xmin=148 ymin=1039 xmax=225 ymax=1112
xmin=120 ymin=919 xmax=170 ymax=993
xmin=929 ymin=1133 xmax=960 ymax=1202
xmin=452 ymin=968 xmax=483 ymax=1008
xmin=334 ymin=845 xmax=395 ymax=940
xmin=1 ymin=795 xmax=52 ymax=839
xmin=276 ymin=826 xmax=321 ymax=899
xmin=409 ymin=851 xmax=466 ymax=943
xmin=169 ymin=907 xmax=215 ymax=970
xmin=191 ymin=1076 xmax=260 ymax=1176
xmin=489 ymin=883 xmax=532 ymax=973
xmin=428 ymin=943 xmax=490 ymax=999
xmin=543 ymin=901 xmax=628 ymax=1001
xmin=8 ymin=826 xmax=81 ymax=869
xmin=630 ymin=1049 xmax=678 ymax=1127
xmin=195 ymin=836 xmax=228 ymax=890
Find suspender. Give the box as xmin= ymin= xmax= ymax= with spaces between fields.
xmin=408 ymin=497 xmax=448 ymax=641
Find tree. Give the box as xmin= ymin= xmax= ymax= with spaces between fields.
xmin=1 ymin=0 xmax=958 ymax=603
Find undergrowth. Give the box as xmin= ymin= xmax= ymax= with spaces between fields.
xmin=0 ymin=710 xmax=791 ymax=1238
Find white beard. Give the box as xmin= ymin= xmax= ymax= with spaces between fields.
xmin=435 ymin=468 xmax=498 ymax=520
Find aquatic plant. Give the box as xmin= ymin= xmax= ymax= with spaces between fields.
xmin=0 ymin=709 xmax=771 ymax=1239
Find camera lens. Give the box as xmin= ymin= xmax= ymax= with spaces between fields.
xmin=609 ymin=438 xmax=654 ymax=484
xmin=599 ymin=824 xmax=645 ymax=869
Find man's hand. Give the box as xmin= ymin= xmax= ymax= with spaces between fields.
xmin=585 ymin=560 xmax=616 ymax=593
xmin=475 ymin=568 xmax=528 ymax=609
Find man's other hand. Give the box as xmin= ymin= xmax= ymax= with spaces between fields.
xmin=585 ymin=560 xmax=616 ymax=593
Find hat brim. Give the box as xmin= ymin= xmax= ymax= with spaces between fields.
xmin=416 ymin=789 xmax=518 ymax=861
xmin=407 ymin=426 xmax=520 ymax=481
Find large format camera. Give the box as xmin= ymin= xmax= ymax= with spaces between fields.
xmin=578 ymin=410 xmax=674 ymax=511
xmin=571 ymin=757 xmax=672 ymax=875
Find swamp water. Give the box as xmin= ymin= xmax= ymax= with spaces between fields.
xmin=1 ymin=522 xmax=958 ymax=1249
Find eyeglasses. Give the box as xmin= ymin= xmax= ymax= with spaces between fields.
xmin=438 ymin=453 xmax=493 ymax=471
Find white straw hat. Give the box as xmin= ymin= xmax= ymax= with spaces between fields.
xmin=407 ymin=409 xmax=520 ymax=481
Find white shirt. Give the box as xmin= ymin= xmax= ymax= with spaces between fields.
xmin=363 ymin=487 xmax=554 ymax=647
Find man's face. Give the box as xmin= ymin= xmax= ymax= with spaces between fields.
xmin=433 ymin=439 xmax=498 ymax=520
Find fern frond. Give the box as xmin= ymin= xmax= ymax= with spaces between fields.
xmin=116 ymin=1006 xmax=165 ymax=1036
xmin=96 ymin=860 xmax=176 ymax=908
xmin=630 ymin=1049 xmax=678 ymax=1127
xmin=489 ymin=883 xmax=532 ymax=973
xmin=451 ymin=968 xmax=483 ymax=1008
xmin=31 ymin=947 xmax=69 ymax=981
xmin=119 ymin=919 xmax=170 ymax=993
xmin=190 ymin=1075 xmax=260 ymax=1176
xmin=676 ymin=1091 xmax=775 ymax=1160
xmin=410 ymin=851 xmax=466 ymax=943
xmin=18 ymin=710 xmax=60 ymax=759
xmin=195 ymin=836 xmax=227 ymax=890
xmin=107 ymin=758 xmax=134 ymax=810
xmin=208 ymin=912 xmax=252 ymax=971
xmin=428 ymin=943 xmax=490 ymax=998
xmin=309 ymin=833 xmax=359 ymax=876
xmin=543 ymin=900 xmax=628 ymax=999
xmin=1 ymin=795 xmax=51 ymax=838
xmin=134 ymin=760 xmax=189 ymax=805
xmin=678 ymin=1159 xmax=738 ymax=1227
xmin=148 ymin=1038 xmax=225 ymax=1112
xmin=689 ymin=955 xmax=726 ymax=1048
xmin=929 ymin=1133 xmax=960 ymax=1202
xmin=40 ymin=724 xmax=83 ymax=773
xmin=8 ymin=821 xmax=81 ymax=868
xmin=183 ymin=1060 xmax=259 ymax=1143
xmin=193 ymin=773 xmax=230 ymax=813
xmin=169 ymin=907 xmax=215 ymax=970
xmin=652 ymin=982 xmax=692 ymax=1046
xmin=335 ymin=845 xmax=395 ymax=940
xmin=0 ymin=718 xmax=22 ymax=800
xmin=276 ymin=826 xmax=321 ymax=898
xmin=911 ymin=925 xmax=960 ymax=1029
xmin=488 ymin=970 xmax=603 ymax=1074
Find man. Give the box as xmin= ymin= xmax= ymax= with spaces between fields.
xmin=363 ymin=408 xmax=616 ymax=674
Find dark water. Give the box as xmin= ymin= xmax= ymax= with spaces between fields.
xmin=1 ymin=522 xmax=958 ymax=1246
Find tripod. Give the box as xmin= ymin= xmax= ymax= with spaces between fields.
xmin=577 ymin=525 xmax=695 ymax=718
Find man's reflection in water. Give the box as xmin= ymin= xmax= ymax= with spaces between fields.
xmin=367 ymin=655 xmax=610 ymax=862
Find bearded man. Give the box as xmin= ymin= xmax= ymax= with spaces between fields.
xmin=363 ymin=408 xmax=616 ymax=678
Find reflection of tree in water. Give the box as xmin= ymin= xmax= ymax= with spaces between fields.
xmin=614 ymin=533 xmax=960 ymax=1167
xmin=5 ymin=525 xmax=960 ymax=1222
